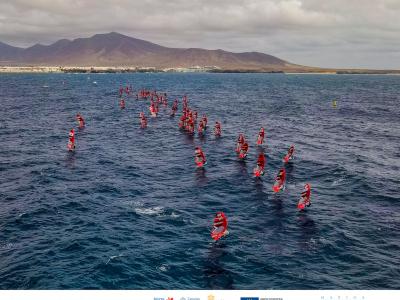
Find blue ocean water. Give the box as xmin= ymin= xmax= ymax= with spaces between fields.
xmin=0 ymin=73 xmax=399 ymax=289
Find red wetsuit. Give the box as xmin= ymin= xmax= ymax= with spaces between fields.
xmin=288 ymin=146 xmax=295 ymax=157
xmin=214 ymin=122 xmax=221 ymax=135
xmin=76 ymin=114 xmax=85 ymax=127
xmin=172 ymin=100 xmax=178 ymax=111
xmin=257 ymin=129 xmax=265 ymax=144
xmin=68 ymin=129 xmax=75 ymax=151
xmin=214 ymin=215 xmax=227 ymax=229
xmin=198 ymin=121 xmax=205 ymax=133
xmin=241 ymin=143 xmax=249 ymax=152
xmin=236 ymin=135 xmax=245 ymax=152
xmin=195 ymin=149 xmax=206 ymax=164
xmin=277 ymin=169 xmax=286 ymax=184
xmin=301 ymin=185 xmax=311 ymax=199
xmin=69 ymin=129 xmax=75 ymax=143
xmin=150 ymin=104 xmax=156 ymax=114
xmin=238 ymin=135 xmax=245 ymax=144
xmin=211 ymin=212 xmax=228 ymax=240
xmin=203 ymin=116 xmax=208 ymax=127
xmin=188 ymin=120 xmax=194 ymax=133
xmin=140 ymin=113 xmax=147 ymax=127
xmin=257 ymin=154 xmax=265 ymax=168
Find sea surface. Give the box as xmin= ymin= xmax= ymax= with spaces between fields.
xmin=0 ymin=73 xmax=399 ymax=289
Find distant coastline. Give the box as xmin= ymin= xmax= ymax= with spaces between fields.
xmin=1 ymin=65 xmax=399 ymax=75
xmin=2 ymin=32 xmax=400 ymax=75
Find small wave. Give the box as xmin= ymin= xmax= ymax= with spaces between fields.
xmin=331 ymin=175 xmax=349 ymax=186
xmin=106 ymin=254 xmax=124 ymax=265
xmin=18 ymin=212 xmax=27 ymax=218
xmin=134 ymin=206 xmax=165 ymax=216
xmin=158 ymin=264 xmax=170 ymax=272
xmin=170 ymin=211 xmax=180 ymax=219
xmin=0 ymin=242 xmax=14 ymax=250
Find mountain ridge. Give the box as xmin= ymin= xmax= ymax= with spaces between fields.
xmin=0 ymin=32 xmax=301 ymax=71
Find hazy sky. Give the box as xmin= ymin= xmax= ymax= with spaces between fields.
xmin=1 ymin=0 xmax=399 ymax=69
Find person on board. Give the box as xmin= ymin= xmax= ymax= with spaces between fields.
xmin=257 ymin=127 xmax=265 ymax=145
xmin=198 ymin=120 xmax=206 ymax=134
xmin=213 ymin=212 xmax=227 ymax=229
xmin=257 ymin=153 xmax=265 ymax=170
xmin=301 ymin=183 xmax=311 ymax=206
xmin=120 ymin=98 xmax=125 ymax=109
xmin=236 ymin=134 xmax=245 ymax=153
xmin=67 ymin=129 xmax=75 ymax=151
xmin=275 ymin=168 xmax=286 ymax=187
xmin=211 ymin=212 xmax=228 ymax=240
xmin=202 ymin=114 xmax=208 ymax=128
xmin=287 ymin=145 xmax=295 ymax=159
xmin=179 ymin=113 xmax=186 ymax=129
xmin=195 ymin=146 xmax=206 ymax=166
xmin=214 ymin=121 xmax=221 ymax=136
xmin=188 ymin=118 xmax=195 ymax=134
xmin=149 ymin=102 xmax=157 ymax=116
xmin=140 ymin=112 xmax=147 ymax=128
xmin=171 ymin=99 xmax=178 ymax=116
xmin=253 ymin=152 xmax=266 ymax=176
xmin=239 ymin=141 xmax=249 ymax=158
xmin=193 ymin=111 xmax=198 ymax=122
xmin=283 ymin=145 xmax=295 ymax=163
xmin=76 ymin=113 xmax=85 ymax=128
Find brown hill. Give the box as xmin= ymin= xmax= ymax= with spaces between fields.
xmin=0 ymin=32 xmax=303 ymax=71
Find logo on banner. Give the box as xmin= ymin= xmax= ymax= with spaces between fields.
xmin=208 ymin=295 xmax=215 ymax=300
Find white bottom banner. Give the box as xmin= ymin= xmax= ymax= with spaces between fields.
xmin=0 ymin=290 xmax=399 ymax=300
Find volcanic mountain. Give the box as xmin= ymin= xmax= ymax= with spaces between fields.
xmin=0 ymin=32 xmax=305 ymax=71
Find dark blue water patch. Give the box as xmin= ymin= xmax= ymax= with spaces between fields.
xmin=0 ymin=73 xmax=399 ymax=289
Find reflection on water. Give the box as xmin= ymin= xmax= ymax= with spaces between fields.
xmin=254 ymin=179 xmax=267 ymax=200
xmin=285 ymin=162 xmax=295 ymax=176
xmin=235 ymin=160 xmax=248 ymax=177
xmin=203 ymin=242 xmax=234 ymax=289
xmin=297 ymin=213 xmax=318 ymax=252
xmin=65 ymin=151 xmax=76 ymax=169
xmin=195 ymin=167 xmax=208 ymax=186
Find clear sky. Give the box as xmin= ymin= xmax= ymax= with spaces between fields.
xmin=1 ymin=0 xmax=399 ymax=69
